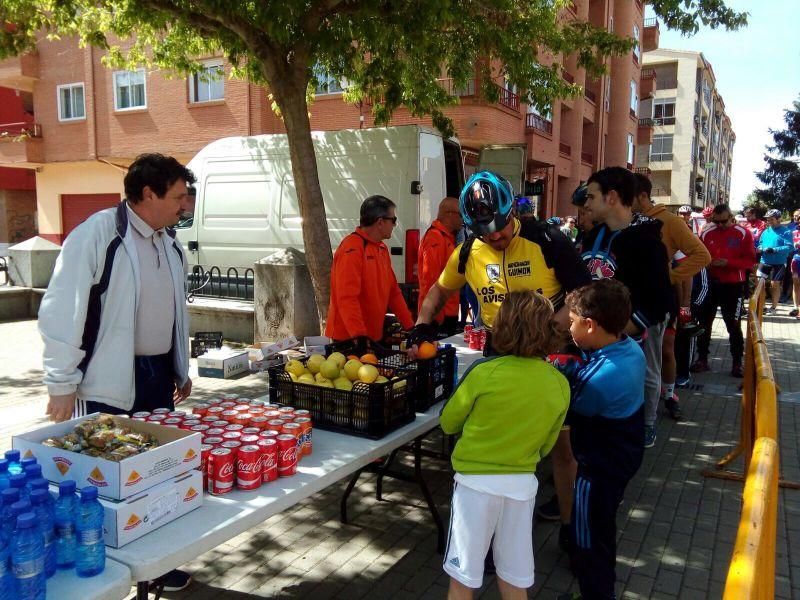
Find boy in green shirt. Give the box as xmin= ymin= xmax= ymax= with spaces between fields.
xmin=441 ymin=290 xmax=570 ymax=599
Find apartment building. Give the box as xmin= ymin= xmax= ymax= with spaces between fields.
xmin=636 ymin=47 xmax=735 ymax=210
xmin=0 ymin=0 xmax=650 ymax=244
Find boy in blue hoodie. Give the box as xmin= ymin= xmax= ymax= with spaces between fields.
xmin=758 ymin=209 xmax=794 ymax=314
xmin=554 ymin=279 xmax=646 ymax=600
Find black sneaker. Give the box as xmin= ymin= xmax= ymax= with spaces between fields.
xmin=664 ymin=396 xmax=683 ymax=421
xmin=154 ymin=569 xmax=192 ymax=592
xmin=535 ymin=495 xmax=561 ymax=521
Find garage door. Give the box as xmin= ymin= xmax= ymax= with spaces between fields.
xmin=61 ymin=193 xmax=121 ymax=240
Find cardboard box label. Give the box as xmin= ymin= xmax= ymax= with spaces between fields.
xmin=184 ymin=486 xmax=200 ymax=503
xmin=124 ymin=514 xmax=143 ymax=531
xmin=88 ymin=466 xmax=108 ymax=487
xmin=147 ymin=490 xmax=179 ymax=526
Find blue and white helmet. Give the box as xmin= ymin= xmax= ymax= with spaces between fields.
xmin=765 ymin=209 xmax=782 ymax=219
xmin=459 ymin=171 xmax=515 ymax=236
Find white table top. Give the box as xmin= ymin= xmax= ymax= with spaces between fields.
xmin=47 ymin=558 xmax=131 ymax=600
xmin=107 ymin=335 xmax=484 ymax=583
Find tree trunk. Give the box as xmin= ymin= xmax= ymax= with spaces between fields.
xmin=269 ymin=77 xmax=332 ymax=332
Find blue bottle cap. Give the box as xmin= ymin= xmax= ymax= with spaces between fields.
xmin=4 ymin=449 xmax=20 ymax=462
xmin=20 ymin=457 xmax=38 ymax=468
xmin=9 ymin=473 xmax=26 ymax=488
xmin=24 ymin=464 xmax=43 ymax=478
xmin=30 ymin=489 xmax=48 ymax=505
xmin=16 ymin=512 xmax=36 ymax=530
xmin=30 ymin=478 xmax=49 ymax=492
xmin=59 ymin=480 xmax=76 ymax=495
xmin=0 ymin=459 xmax=8 ymax=473
xmin=1 ymin=487 xmax=20 ymax=504
xmin=10 ymin=500 xmax=31 ymax=516
xmin=80 ymin=486 xmax=98 ymax=500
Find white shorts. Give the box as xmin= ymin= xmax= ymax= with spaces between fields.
xmin=443 ymin=482 xmax=537 ymax=589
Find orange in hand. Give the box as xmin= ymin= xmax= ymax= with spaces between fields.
xmin=360 ymin=353 xmax=379 ymax=365
xmin=417 ymin=341 xmax=438 ymax=360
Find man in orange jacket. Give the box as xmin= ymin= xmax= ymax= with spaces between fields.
xmin=326 ymin=195 xmax=414 ymax=342
xmin=418 ymin=197 xmax=463 ymax=335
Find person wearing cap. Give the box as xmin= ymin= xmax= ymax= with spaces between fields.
xmin=571 ymin=184 xmax=595 ymax=246
xmin=417 ymin=197 xmax=463 ymax=335
xmin=757 ymin=209 xmax=794 ymax=314
xmin=326 ymin=195 xmax=414 ymax=342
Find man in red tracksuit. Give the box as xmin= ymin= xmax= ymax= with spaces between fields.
xmin=418 ymin=197 xmax=463 ymax=335
xmin=326 ymin=195 xmax=414 ymax=342
xmin=693 ymin=204 xmax=756 ymax=377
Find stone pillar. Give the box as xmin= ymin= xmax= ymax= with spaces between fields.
xmin=8 ymin=236 xmax=61 ymax=288
xmin=253 ymin=248 xmax=319 ymax=342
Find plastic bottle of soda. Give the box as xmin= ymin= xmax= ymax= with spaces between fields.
xmin=29 ymin=490 xmax=56 ymax=579
xmin=0 ymin=460 xmax=10 ymax=492
xmin=0 ymin=489 xmax=20 ymax=543
xmin=11 ymin=512 xmax=46 ymax=600
xmin=23 ymin=466 xmax=43 ymax=495
xmin=3 ymin=452 xmax=21 ymax=476
xmin=54 ymin=481 xmax=78 ymax=570
xmin=75 ymin=486 xmax=105 ymax=577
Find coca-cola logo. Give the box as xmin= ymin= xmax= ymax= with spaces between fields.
xmin=279 ymin=447 xmax=297 ymax=462
xmin=236 ymin=455 xmax=263 ymax=474
xmin=218 ymin=462 xmax=235 ymax=477
xmin=263 ymin=453 xmax=277 ymax=468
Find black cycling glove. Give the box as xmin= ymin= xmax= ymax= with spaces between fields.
xmin=405 ymin=323 xmax=438 ymax=348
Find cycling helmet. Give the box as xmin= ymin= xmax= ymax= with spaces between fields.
xmin=459 ymin=171 xmax=515 ymax=235
xmin=547 ymin=217 xmax=562 ymax=226
xmin=678 ymin=205 xmax=693 ymax=215
xmin=702 ymin=206 xmax=714 ymax=219
xmin=765 ymin=209 xmax=782 ymax=219
xmin=515 ymin=195 xmax=536 ymax=216
xmin=572 ymin=184 xmax=588 ymax=207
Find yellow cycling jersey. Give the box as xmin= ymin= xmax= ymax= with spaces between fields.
xmin=438 ymin=219 xmax=585 ymax=329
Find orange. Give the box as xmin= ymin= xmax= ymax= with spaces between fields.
xmin=347 ymin=355 xmax=359 ymax=361
xmin=360 ymin=353 xmax=379 ymax=365
xmin=417 ymin=341 xmax=438 ymax=360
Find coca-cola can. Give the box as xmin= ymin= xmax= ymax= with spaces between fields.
xmin=201 ymin=416 xmax=218 ymax=424
xmin=242 ymin=427 xmax=260 ymax=436
xmin=152 ymin=407 xmax=171 ymax=415
xmin=206 ymin=428 xmax=226 ymax=437
xmin=163 ymin=418 xmax=183 ymax=428
xmin=480 ymin=329 xmax=487 ymax=350
xmin=249 ymin=416 xmax=268 ymax=430
xmin=240 ymin=434 xmax=260 ymax=445
xmin=468 ymin=329 xmax=481 ymax=350
xmin=463 ymin=324 xmax=474 ymax=343
xmin=249 ymin=399 xmax=265 ymax=409
xmin=178 ymin=421 xmax=194 ymax=430
xmin=294 ymin=417 xmax=313 ymax=457
xmin=147 ymin=414 xmax=167 ymax=423
xmin=202 ymin=436 xmax=224 ymax=447
xmin=234 ymin=404 xmax=250 ymax=414
xmin=211 ymin=420 xmax=229 ymax=429
xmin=207 ymin=406 xmax=225 ymax=417
xmin=258 ymin=438 xmax=278 ymax=482
xmin=222 ymin=431 xmax=242 ymax=442
xmin=192 ymin=403 xmax=210 ymax=417
xmin=132 ymin=411 xmax=151 ymax=419
xmin=220 ymin=440 xmax=242 ymax=453
xmin=263 ymin=410 xmax=281 ymax=420
xmin=233 ymin=413 xmax=251 ymax=427
xmin=259 ymin=429 xmax=280 ymax=440
xmin=221 ymin=410 xmax=239 ymax=423
xmin=224 ymin=423 xmax=244 ymax=432
xmin=221 ymin=393 xmax=239 ymax=402
xmin=236 ymin=445 xmax=263 ymax=491
xmin=248 ymin=407 xmax=265 ymax=417
xmin=200 ymin=443 xmax=212 ymax=489
xmin=277 ymin=434 xmax=298 ymax=477
xmin=208 ymin=448 xmax=235 ymax=495
xmin=168 ymin=411 xmax=186 ymax=419
xmin=207 ymin=398 xmax=224 ymax=406
xmin=132 ymin=417 xmax=147 ymax=422
xmin=190 ymin=424 xmax=211 ymax=434
xmin=183 ymin=419 xmax=202 ymax=428
xmin=220 ymin=401 xmax=237 ymax=409
xmin=266 ymin=419 xmax=285 ymax=431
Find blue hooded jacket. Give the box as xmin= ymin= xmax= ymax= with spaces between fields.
xmin=758 ymin=225 xmax=793 ymax=265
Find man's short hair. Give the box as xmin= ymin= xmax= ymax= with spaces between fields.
xmin=566 ymin=279 xmax=632 ymax=336
xmin=587 ymin=167 xmax=637 ymax=207
xmin=125 ymin=154 xmax=196 ymax=204
xmin=713 ymin=203 xmax=731 ymax=217
xmin=360 ymin=195 xmax=396 ymax=227
xmin=633 ymin=173 xmax=652 ymax=199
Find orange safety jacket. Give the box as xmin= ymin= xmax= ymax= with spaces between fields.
xmin=418 ymin=220 xmax=459 ymax=322
xmin=325 ymin=228 xmax=414 ymax=342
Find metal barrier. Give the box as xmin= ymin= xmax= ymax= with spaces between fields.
xmin=186 ymin=265 xmax=254 ymax=302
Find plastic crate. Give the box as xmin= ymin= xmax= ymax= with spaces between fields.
xmin=267 ymin=359 xmax=416 ymax=440
xmin=325 ymin=338 xmax=456 ymax=412
xmin=190 ymin=332 xmax=223 ymax=358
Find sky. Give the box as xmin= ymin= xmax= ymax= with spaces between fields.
xmin=648 ymin=0 xmax=800 ymax=209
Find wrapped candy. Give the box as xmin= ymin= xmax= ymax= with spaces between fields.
xmin=40 ymin=414 xmax=159 ymax=459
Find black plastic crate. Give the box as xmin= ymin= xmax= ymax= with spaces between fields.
xmin=325 ymin=338 xmax=456 ymax=412
xmin=191 ymin=331 xmax=223 ymax=358
xmin=267 ymin=359 xmax=416 ymax=440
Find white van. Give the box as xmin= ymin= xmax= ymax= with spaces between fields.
xmin=176 ymin=125 xmax=525 ymax=285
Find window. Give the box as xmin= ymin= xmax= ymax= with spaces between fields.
xmin=653 ymin=97 xmax=676 ymax=125
xmin=314 ymin=64 xmax=344 ymax=95
xmin=633 ymin=24 xmax=641 ymax=62
xmin=604 ymin=76 xmax=611 ymax=112
xmin=113 ymin=69 xmax=147 ymax=110
xmin=627 ymin=134 xmax=635 ymax=165
xmin=57 ymin=83 xmax=85 ymax=121
xmin=189 ymin=60 xmax=224 ymax=103
xmin=650 ymin=134 xmax=673 ymax=161
xmin=629 ymin=80 xmax=637 ymax=116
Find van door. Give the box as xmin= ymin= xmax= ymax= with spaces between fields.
xmin=477 ymin=145 xmax=527 ymax=194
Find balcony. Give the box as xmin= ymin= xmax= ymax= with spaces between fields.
xmin=562 ymin=71 xmax=575 ymax=85
xmin=559 ymin=142 xmax=572 ymax=157
xmin=640 ymin=68 xmax=657 ymax=98
xmin=0 ymin=121 xmax=44 ymax=165
xmin=651 ymin=187 xmax=671 ymax=198
xmin=525 ymin=113 xmax=553 ymax=135
xmin=437 ymin=78 xmax=519 ymax=112
xmin=638 ymin=118 xmax=654 ymax=127
xmin=635 ymin=167 xmax=652 ymax=175
xmin=581 ymin=151 xmax=593 ymax=165
xmin=643 ymin=18 xmax=659 ymax=52
xmin=0 ymin=53 xmax=39 ymax=92
xmin=584 ymin=88 xmax=597 ymax=104
xmin=638 ymin=118 xmax=654 ymax=144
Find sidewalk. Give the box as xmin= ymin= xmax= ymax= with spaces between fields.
xmin=1 ymin=312 xmax=798 ymax=599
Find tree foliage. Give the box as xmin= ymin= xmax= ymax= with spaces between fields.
xmin=0 ymin=0 xmax=749 ymax=329
xmin=755 ymin=98 xmax=800 ymax=214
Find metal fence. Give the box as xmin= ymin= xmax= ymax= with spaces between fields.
xmin=186 ymin=265 xmax=254 ymax=302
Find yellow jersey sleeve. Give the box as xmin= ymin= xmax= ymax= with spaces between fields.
xmin=437 ymin=245 xmax=467 ymax=291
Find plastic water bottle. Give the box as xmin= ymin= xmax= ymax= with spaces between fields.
xmin=28 ymin=479 xmax=48 ymax=495
xmin=0 ymin=490 xmax=20 ymax=542
xmin=3 ymin=452 xmax=21 ymax=476
xmin=29 ymin=490 xmax=56 ymax=579
xmin=54 ymin=481 xmax=78 ymax=570
xmin=0 ymin=527 xmax=13 ymax=600
xmin=0 ymin=460 xmax=10 ymax=491
xmin=75 ymin=486 xmax=105 ymax=577
xmin=9 ymin=475 xmax=28 ymax=505
xmin=23 ymin=466 xmax=42 ymax=494
xmin=11 ymin=512 xmax=45 ymax=600
xmin=19 ymin=458 xmax=37 ymax=472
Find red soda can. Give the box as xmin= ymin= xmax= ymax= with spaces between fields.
xmin=276 ymin=434 xmax=298 ymax=477
xmin=249 ymin=416 xmax=268 ymax=430
xmin=236 ymin=445 xmax=263 ymax=491
xmin=249 ymin=400 xmax=265 ymax=410
xmin=192 ymin=403 xmax=210 ymax=417
xmin=132 ymin=417 xmax=147 ymax=422
xmin=221 ymin=410 xmax=238 ymax=423
xmin=242 ymin=427 xmax=260 ymax=436
xmin=263 ymin=410 xmax=281 ymax=420
xmin=221 ymin=393 xmax=239 ymax=402
xmin=281 ymin=422 xmax=302 ymax=453
xmin=240 ymin=434 xmax=260 ymax=445
xmin=233 ymin=413 xmax=251 ymax=427
xmin=211 ymin=420 xmax=229 ymax=428
xmin=201 ymin=416 xmax=218 ymax=424
xmin=178 ymin=421 xmax=194 ymax=430
xmin=222 ymin=431 xmax=242 ymax=442
xmin=259 ymin=429 xmax=280 ymax=440
xmin=221 ymin=440 xmax=242 ymax=453
xmin=248 ymin=407 xmax=266 ymax=417
xmin=224 ymin=423 xmax=244 ymax=432
xmin=480 ymin=329 xmax=487 ymax=350
xmin=168 ymin=411 xmax=186 ymax=419
xmin=258 ymin=438 xmax=278 ymax=482
xmin=206 ymin=428 xmax=226 ymax=437
xmin=147 ymin=414 xmax=167 ymax=424
xmin=183 ymin=419 xmax=201 ymax=428
xmin=203 ymin=436 xmax=224 ymax=447
xmin=200 ymin=443 xmax=212 ymax=488
xmin=220 ymin=401 xmax=237 ymax=409
xmin=132 ymin=411 xmax=151 ymax=419
xmin=266 ymin=419 xmax=285 ymax=431
xmin=293 ymin=409 xmax=310 ymax=419
xmin=294 ymin=417 xmax=313 ymax=457
xmin=278 ymin=406 xmax=295 ymax=416
xmin=208 ymin=448 xmax=235 ymax=495
xmin=152 ymin=408 xmax=171 ymax=415
xmin=163 ymin=418 xmax=183 ymax=428
xmin=468 ymin=329 xmax=481 ymax=350
xmin=463 ymin=324 xmax=473 ymax=343
xmin=207 ymin=398 xmax=223 ymax=406
xmin=278 ymin=414 xmax=295 ymax=423
xmin=207 ymin=406 xmax=225 ymax=417
xmin=190 ymin=424 xmax=211 ymax=434
xmin=234 ymin=404 xmax=251 ymax=414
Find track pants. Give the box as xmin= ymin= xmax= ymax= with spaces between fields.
xmin=696 ymin=282 xmax=746 ymax=363
xmin=641 ymin=319 xmax=667 ymax=427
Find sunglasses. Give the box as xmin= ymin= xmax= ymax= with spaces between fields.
xmin=380 ymin=215 xmax=398 ymax=224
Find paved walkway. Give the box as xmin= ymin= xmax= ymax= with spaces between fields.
xmin=0 ymin=310 xmax=798 ymax=599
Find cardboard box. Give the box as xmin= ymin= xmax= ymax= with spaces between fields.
xmin=259 ymin=335 xmax=300 ymax=358
xmin=304 ymin=336 xmax=331 ymax=355
xmin=197 ymin=347 xmax=249 ymax=378
xmin=99 ymin=469 xmax=203 ymax=548
xmin=13 ymin=414 xmax=201 ymax=500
